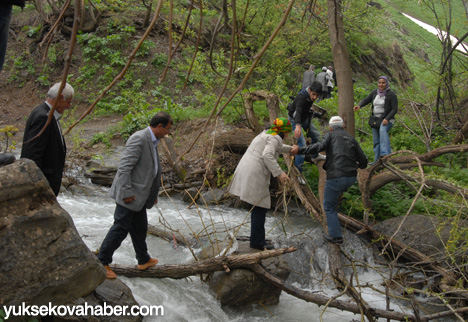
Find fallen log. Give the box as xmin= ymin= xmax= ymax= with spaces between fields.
xmin=110 ymin=247 xmax=297 ymax=279
xmin=249 ymin=263 xmax=416 ymax=321
xmin=338 ymin=212 xmax=460 ymax=288
xmin=147 ymin=224 xmax=190 ymax=247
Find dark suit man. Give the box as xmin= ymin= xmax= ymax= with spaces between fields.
xmin=21 ymin=82 xmax=74 ymax=196
xmin=98 ymin=111 xmax=172 ymax=279
xmin=0 ymin=0 xmax=25 ymax=71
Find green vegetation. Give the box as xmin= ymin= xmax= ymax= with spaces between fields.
xmin=2 ymin=0 xmax=467 ymax=226
xmin=0 ymin=125 xmax=19 ymax=153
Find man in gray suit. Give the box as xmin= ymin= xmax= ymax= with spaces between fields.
xmin=98 ymin=111 xmax=172 ymax=279
xmin=302 ymin=64 xmax=315 ymax=90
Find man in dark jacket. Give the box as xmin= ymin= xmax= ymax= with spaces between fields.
xmin=287 ymin=81 xmax=324 ymax=182
xmin=291 ymin=116 xmax=368 ymax=244
xmin=0 ymin=0 xmax=25 ymax=71
xmin=21 ymin=82 xmax=74 ymax=196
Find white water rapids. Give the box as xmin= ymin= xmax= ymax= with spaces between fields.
xmin=56 ymin=187 xmax=434 ymax=322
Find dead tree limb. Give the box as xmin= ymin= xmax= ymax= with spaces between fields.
xmin=110 ymin=247 xmax=297 ymax=278
xmin=337 ymin=212 xmax=460 ymax=290
xmin=64 ymin=0 xmax=165 ymax=135
xmin=249 ymin=264 xmax=416 ymax=321
xmin=281 ymin=153 xmax=323 ymax=223
xmin=180 ymin=0 xmax=295 ymax=160
xmin=147 ymin=224 xmax=189 ymax=246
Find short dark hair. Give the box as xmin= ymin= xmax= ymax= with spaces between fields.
xmin=150 ymin=111 xmax=172 ymax=127
xmin=309 ymin=81 xmax=322 ymax=94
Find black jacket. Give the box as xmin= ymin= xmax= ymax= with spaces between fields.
xmin=298 ymin=128 xmax=368 ymax=179
xmin=358 ymin=89 xmax=398 ymax=121
xmin=3 ymin=0 xmax=25 ymax=7
xmin=288 ymin=88 xmax=314 ymax=125
xmin=21 ymin=102 xmax=67 ymax=196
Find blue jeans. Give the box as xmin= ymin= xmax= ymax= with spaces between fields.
xmin=323 ymin=176 xmax=356 ymax=239
xmin=289 ymin=116 xmax=320 ymax=173
xmin=372 ymin=121 xmax=394 ymax=162
xmin=0 ymin=4 xmax=12 ymax=71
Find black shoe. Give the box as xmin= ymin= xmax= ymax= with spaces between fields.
xmin=250 ymin=245 xmax=265 ymax=250
xmin=323 ymin=234 xmax=343 ymax=245
xmin=250 ymin=244 xmax=274 ymax=250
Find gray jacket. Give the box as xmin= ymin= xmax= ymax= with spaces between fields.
xmin=302 ymin=70 xmax=315 ymax=89
xmin=110 ymin=128 xmax=162 ymax=211
xmin=315 ymin=71 xmax=329 ymax=91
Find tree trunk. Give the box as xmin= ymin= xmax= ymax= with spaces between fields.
xmin=109 ymin=247 xmax=297 ymax=278
xmin=327 ymin=0 xmax=355 ymax=136
xmin=243 ymin=90 xmax=280 ymax=134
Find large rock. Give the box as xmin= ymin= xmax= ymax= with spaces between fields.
xmin=206 ymin=241 xmax=290 ymax=307
xmin=52 ymin=279 xmax=142 ymax=322
xmin=0 ymin=159 xmax=106 ymax=306
xmin=373 ymin=214 xmax=468 ymax=262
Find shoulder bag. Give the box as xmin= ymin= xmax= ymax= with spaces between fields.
xmin=368 ymin=114 xmax=383 ymax=129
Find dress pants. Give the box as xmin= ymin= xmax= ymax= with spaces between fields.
xmin=0 ymin=4 xmax=12 ymax=71
xmin=250 ymin=206 xmax=268 ymax=248
xmin=98 ymin=203 xmax=150 ymax=265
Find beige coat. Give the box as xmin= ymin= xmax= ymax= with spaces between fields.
xmin=228 ymin=131 xmax=291 ymax=209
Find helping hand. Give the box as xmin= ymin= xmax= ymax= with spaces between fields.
xmin=290 ymin=145 xmax=299 ymax=155
xmin=278 ymin=172 xmax=290 ymax=185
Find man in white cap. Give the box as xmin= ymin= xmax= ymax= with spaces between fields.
xmin=291 ymin=116 xmax=368 ymax=244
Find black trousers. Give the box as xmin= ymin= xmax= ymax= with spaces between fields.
xmin=250 ymin=206 xmax=268 ymax=247
xmin=97 ymin=203 xmax=150 ymax=265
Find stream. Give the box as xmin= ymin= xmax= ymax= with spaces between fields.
xmin=56 ymin=185 xmax=442 ymax=322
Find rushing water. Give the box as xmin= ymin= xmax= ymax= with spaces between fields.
xmin=56 ymin=186 xmax=430 ymax=322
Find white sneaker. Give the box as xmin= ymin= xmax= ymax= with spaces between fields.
xmin=312 ymin=154 xmax=326 ymax=163
xmin=297 ymin=176 xmax=307 ymax=185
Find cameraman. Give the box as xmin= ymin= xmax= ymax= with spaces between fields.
xmin=287 ymin=81 xmax=326 ymax=182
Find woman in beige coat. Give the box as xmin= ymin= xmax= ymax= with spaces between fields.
xmin=229 ymin=117 xmax=293 ymax=250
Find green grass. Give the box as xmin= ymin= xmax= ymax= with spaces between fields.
xmin=390 ymin=0 xmax=468 ymax=38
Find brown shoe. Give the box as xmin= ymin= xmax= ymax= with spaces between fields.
xmin=104 ymin=265 xmax=117 ymax=279
xmin=137 ymin=258 xmax=159 ymax=270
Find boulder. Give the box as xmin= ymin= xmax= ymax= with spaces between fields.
xmin=373 ymin=214 xmax=468 ymax=262
xmin=182 ymin=187 xmax=199 ymax=203
xmin=84 ymin=160 xmax=117 ymax=187
xmin=206 ymin=241 xmax=290 ymax=307
xmin=52 ymin=279 xmax=142 ymax=322
xmin=0 ymin=153 xmax=15 ymax=167
xmin=200 ymin=188 xmax=225 ymax=204
xmin=0 ymin=159 xmax=106 ymax=306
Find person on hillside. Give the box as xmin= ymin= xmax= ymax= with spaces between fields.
xmin=21 ymin=82 xmax=74 ymax=196
xmin=315 ymin=67 xmax=330 ymax=102
xmin=302 ymin=64 xmax=315 ymax=90
xmin=291 ymin=116 xmax=368 ymax=244
xmin=0 ymin=0 xmax=25 ymax=72
xmin=228 ymin=118 xmax=293 ymax=250
xmin=287 ymin=81 xmax=325 ymax=184
xmin=326 ymin=66 xmax=335 ymax=98
xmin=97 ymin=111 xmax=172 ymax=279
xmin=353 ymin=76 xmax=398 ymax=163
